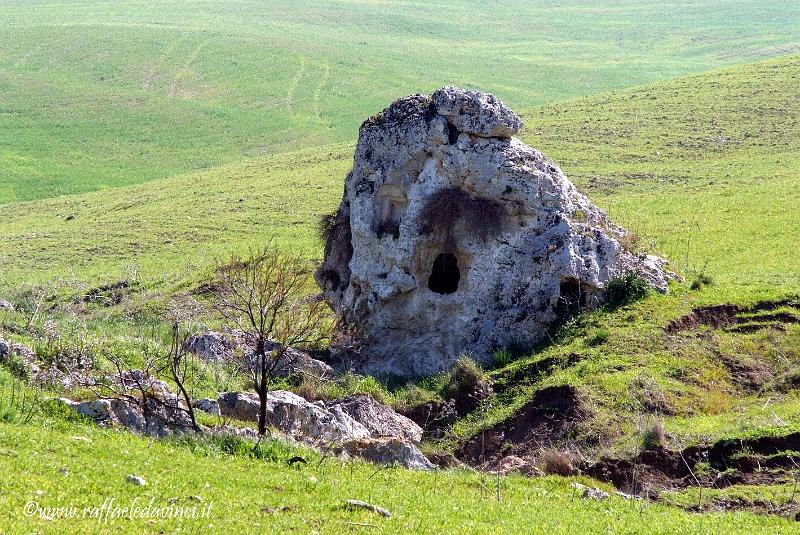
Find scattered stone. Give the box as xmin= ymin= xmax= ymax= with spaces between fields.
xmin=345 ymin=499 xmax=392 ymax=518
xmin=0 ymin=300 xmax=14 ymax=312
xmin=327 ymin=394 xmax=423 ymax=444
xmin=571 ymin=481 xmax=609 ymax=500
xmin=125 ymin=475 xmax=147 ymax=486
xmin=58 ymin=467 xmax=69 ymax=476
xmin=495 ymin=455 xmax=528 ymax=475
xmin=336 ymin=436 xmax=435 ymax=470
xmin=317 ymin=87 xmax=672 ymax=377
xmin=193 ymin=398 xmax=221 ymax=416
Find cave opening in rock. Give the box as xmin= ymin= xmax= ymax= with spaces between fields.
xmin=428 ymin=253 xmax=460 ymax=294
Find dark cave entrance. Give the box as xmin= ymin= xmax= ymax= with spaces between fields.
xmin=428 ymin=253 xmax=460 ymax=295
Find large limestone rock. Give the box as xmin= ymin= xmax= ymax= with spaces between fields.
xmin=336 ymin=436 xmax=435 ymax=470
xmin=218 ymin=390 xmax=371 ymax=446
xmin=73 ymin=397 xmax=194 ymax=437
xmin=316 ymin=86 xmax=671 ymax=377
xmin=327 ymin=393 xmax=423 ymax=444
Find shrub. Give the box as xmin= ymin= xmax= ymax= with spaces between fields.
xmin=493 ymin=349 xmax=514 ymax=368
xmin=604 ymin=272 xmax=650 ymax=309
xmin=642 ymin=421 xmax=666 ymax=451
xmin=4 ymin=354 xmax=30 ymax=381
xmin=539 ymin=449 xmax=575 ymax=476
xmin=690 ymin=273 xmax=714 ymax=291
xmin=443 ymin=356 xmax=487 ymax=399
xmin=619 ymin=230 xmax=641 ymax=253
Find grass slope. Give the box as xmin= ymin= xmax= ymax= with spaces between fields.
xmin=2 ymin=53 xmax=800 ymax=530
xmin=2 ymin=54 xmax=798 ymax=298
xmin=2 ymin=0 xmax=800 ymax=203
xmin=0 ymin=411 xmax=796 ymax=533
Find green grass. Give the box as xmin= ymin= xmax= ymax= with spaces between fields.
xmin=0 ymin=416 xmax=797 ymax=533
xmin=2 ymin=0 xmax=800 ymax=203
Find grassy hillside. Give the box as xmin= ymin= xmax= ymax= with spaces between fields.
xmin=2 ymin=0 xmax=800 ymax=203
xmin=2 ymin=54 xmax=798 ymax=298
xmin=2 ymin=52 xmax=800 ymax=529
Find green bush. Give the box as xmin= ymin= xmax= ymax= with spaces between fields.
xmin=604 ymin=272 xmax=650 ymax=309
xmin=493 ymin=349 xmax=514 ymax=368
xmin=443 ymin=357 xmax=486 ymax=398
xmin=690 ymin=273 xmax=714 ymax=291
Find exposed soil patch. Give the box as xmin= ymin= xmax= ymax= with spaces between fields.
xmin=400 ymin=399 xmax=457 ymax=440
xmin=76 ymin=280 xmax=136 ymax=306
xmin=584 ymin=431 xmax=800 ymax=498
xmin=665 ymin=298 xmax=800 ymax=334
xmin=455 ymin=385 xmax=586 ymax=466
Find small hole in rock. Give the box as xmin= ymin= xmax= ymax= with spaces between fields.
xmin=428 ymin=253 xmax=460 ymax=294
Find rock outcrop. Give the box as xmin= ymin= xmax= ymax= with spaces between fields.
xmin=72 ymin=396 xmax=194 ymax=437
xmin=336 ymin=436 xmax=435 ymax=470
xmin=327 ymin=393 xmax=423 ymax=444
xmin=316 ymin=86 xmax=671 ymax=377
xmin=185 ymin=330 xmax=334 ymax=379
xmin=218 ymin=390 xmax=371 ymax=446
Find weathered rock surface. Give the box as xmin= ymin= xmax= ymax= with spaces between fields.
xmin=327 ymin=393 xmax=423 ymax=444
xmin=316 ymin=86 xmax=671 ymax=377
xmin=184 ymin=330 xmax=236 ymax=363
xmin=218 ymin=390 xmax=370 ymax=446
xmin=217 ymin=391 xmax=260 ymax=421
xmin=193 ymin=398 xmax=221 ymax=416
xmin=73 ymin=396 xmax=194 ymax=437
xmin=272 ymin=348 xmax=335 ymax=380
xmin=336 ymin=436 xmax=435 ymax=470
xmin=187 ymin=329 xmax=334 ymax=379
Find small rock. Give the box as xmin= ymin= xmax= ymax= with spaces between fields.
xmin=571 ymin=482 xmax=608 ymax=500
xmin=584 ymin=487 xmax=610 ymax=500
xmin=125 ymin=475 xmax=147 ymax=486
xmin=58 ymin=467 xmax=69 ymax=476
xmin=0 ymin=300 xmax=14 ymax=312
xmin=495 ymin=455 xmax=528 ymax=475
xmin=345 ymin=499 xmax=391 ymax=518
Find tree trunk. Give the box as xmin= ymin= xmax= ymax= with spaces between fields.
xmin=257 ymin=338 xmax=268 ymax=436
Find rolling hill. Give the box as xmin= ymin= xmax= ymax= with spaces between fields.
xmin=2 ymin=0 xmax=800 ymax=203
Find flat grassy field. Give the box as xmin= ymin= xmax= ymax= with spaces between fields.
xmin=2 ymin=0 xmax=800 ymax=203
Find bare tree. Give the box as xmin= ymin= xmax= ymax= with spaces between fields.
xmin=165 ymin=322 xmax=199 ymax=431
xmin=90 ymin=323 xmax=201 ymax=434
xmin=214 ymin=244 xmax=327 ymax=435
